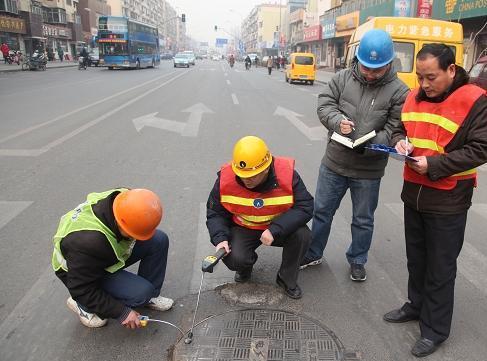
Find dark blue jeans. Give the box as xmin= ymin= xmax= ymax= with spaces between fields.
xmin=306 ymin=164 xmax=381 ymax=265
xmin=100 ymin=230 xmax=169 ymax=308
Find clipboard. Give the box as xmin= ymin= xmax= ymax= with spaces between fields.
xmin=366 ymin=143 xmax=418 ymax=162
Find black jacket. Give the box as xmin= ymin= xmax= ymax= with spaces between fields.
xmin=391 ymin=67 xmax=487 ymax=214
xmin=55 ymin=191 xmax=131 ymax=320
xmin=206 ymin=161 xmax=314 ymax=245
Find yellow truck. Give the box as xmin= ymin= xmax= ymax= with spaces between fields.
xmin=346 ymin=17 xmax=464 ymax=89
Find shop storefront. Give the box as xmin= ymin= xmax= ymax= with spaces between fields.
xmin=433 ymin=0 xmax=487 ymax=69
xmin=320 ymin=13 xmax=336 ymax=68
xmin=0 ymin=15 xmax=26 ymax=51
xmin=42 ymin=23 xmax=72 ymax=60
xmin=299 ymin=25 xmax=322 ymax=62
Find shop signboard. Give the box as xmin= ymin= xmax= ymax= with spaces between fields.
xmin=433 ymin=0 xmax=487 ymax=20
xmin=394 ymin=0 xmax=412 ymax=17
xmin=0 ymin=16 xmax=27 ymax=34
xmin=335 ymin=11 xmax=359 ymax=37
xmin=42 ymin=24 xmax=72 ymax=39
xmin=417 ymin=0 xmax=433 ymax=18
xmin=304 ymin=25 xmax=322 ymax=42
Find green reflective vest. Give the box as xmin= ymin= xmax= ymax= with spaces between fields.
xmin=52 ymin=188 xmax=135 ymax=273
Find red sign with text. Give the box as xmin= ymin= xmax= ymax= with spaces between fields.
xmin=416 ymin=0 xmax=433 ymax=18
xmin=303 ymin=25 xmax=322 ymax=42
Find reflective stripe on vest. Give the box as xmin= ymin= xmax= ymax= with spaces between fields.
xmin=51 ymin=188 xmax=135 ymax=273
xmin=402 ymin=85 xmax=485 ymax=190
xmin=220 ymin=157 xmax=295 ymax=230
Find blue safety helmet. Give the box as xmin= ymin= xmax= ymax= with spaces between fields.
xmin=356 ymin=29 xmax=395 ymax=68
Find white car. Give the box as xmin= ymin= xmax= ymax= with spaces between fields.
xmin=174 ymin=53 xmax=190 ymax=68
xmin=182 ymin=51 xmax=196 ymax=65
xmin=211 ymin=55 xmax=220 ymax=61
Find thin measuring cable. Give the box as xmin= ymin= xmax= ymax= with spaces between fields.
xmin=189 ymin=271 xmax=205 ymax=336
xmin=146 ymin=319 xmax=185 ymax=337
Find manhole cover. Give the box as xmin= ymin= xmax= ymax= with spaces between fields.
xmin=172 ymin=309 xmax=345 ymax=361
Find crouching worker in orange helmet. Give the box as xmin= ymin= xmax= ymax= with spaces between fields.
xmin=206 ymin=136 xmax=314 ymax=299
xmin=52 ymin=188 xmax=173 ymax=329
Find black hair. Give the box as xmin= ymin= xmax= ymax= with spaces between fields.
xmin=416 ymin=43 xmax=455 ymax=71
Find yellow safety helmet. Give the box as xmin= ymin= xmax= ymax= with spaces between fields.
xmin=231 ymin=136 xmax=273 ymax=178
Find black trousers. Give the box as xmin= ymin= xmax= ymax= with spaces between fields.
xmin=222 ymin=225 xmax=311 ymax=288
xmin=401 ymin=206 xmax=467 ymax=343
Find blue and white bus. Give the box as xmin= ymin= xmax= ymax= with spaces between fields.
xmin=98 ymin=16 xmax=160 ymax=69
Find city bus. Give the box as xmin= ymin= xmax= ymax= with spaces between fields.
xmin=346 ymin=17 xmax=464 ymax=89
xmin=98 ymin=16 xmax=160 ymax=69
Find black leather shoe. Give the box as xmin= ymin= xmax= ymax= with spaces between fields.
xmin=234 ymin=268 xmax=252 ymax=283
xmin=411 ymin=337 xmax=440 ymax=358
xmin=276 ymin=274 xmax=302 ymax=299
xmin=383 ymin=308 xmax=419 ymax=323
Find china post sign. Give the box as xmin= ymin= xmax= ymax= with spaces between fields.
xmin=433 ymin=0 xmax=487 ymax=19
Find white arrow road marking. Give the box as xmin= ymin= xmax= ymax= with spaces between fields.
xmin=133 ymin=103 xmax=213 ymax=137
xmin=231 ymin=93 xmax=239 ymax=105
xmin=0 ymin=70 xmax=190 ymax=157
xmin=0 ymin=201 xmax=33 ymax=231
xmin=273 ymin=106 xmax=325 ymax=141
xmin=226 ymin=79 xmax=231 ymax=85
xmin=384 ymin=202 xmax=487 ymax=296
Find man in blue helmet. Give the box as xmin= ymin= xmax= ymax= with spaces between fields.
xmin=301 ymin=29 xmax=409 ymax=282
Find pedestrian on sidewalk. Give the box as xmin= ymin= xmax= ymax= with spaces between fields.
xmin=280 ymin=56 xmax=286 ymax=70
xmin=52 ymin=188 xmax=173 ymax=329
xmin=206 ymin=136 xmax=313 ymax=299
xmin=300 ymin=29 xmax=409 ymax=282
xmin=384 ymin=44 xmax=487 ymax=358
xmin=1 ymin=42 xmax=10 ymax=64
xmin=47 ymin=47 xmax=54 ymax=61
xmin=57 ymin=46 xmax=64 ymax=62
xmin=267 ymin=56 xmax=273 ymax=75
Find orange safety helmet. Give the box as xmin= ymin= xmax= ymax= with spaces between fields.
xmin=113 ymin=189 xmax=163 ymax=241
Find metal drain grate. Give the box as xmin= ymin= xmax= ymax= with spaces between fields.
xmin=172 ymin=309 xmax=345 ymax=361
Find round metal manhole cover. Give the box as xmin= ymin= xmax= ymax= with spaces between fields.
xmin=172 ymin=309 xmax=345 ymax=361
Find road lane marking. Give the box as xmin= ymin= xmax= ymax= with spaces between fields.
xmin=0 ymin=70 xmax=191 ymax=157
xmin=273 ymin=106 xmax=324 ymax=141
xmin=132 ymin=103 xmax=213 ymax=137
xmin=226 ymin=80 xmax=231 ymax=85
xmin=0 ymin=70 xmax=178 ymax=145
xmin=0 ymin=201 xmax=33 ymax=231
xmin=384 ymin=202 xmax=487 ymax=296
xmin=231 ymin=93 xmax=239 ymax=105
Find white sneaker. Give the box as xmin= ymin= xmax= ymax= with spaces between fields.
xmin=145 ymin=296 xmax=174 ymax=311
xmin=66 ymin=297 xmax=107 ymax=328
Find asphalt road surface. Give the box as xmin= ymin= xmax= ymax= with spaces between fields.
xmin=1 ymin=60 xmax=486 ymax=361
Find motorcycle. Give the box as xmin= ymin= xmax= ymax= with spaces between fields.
xmin=78 ymin=56 xmax=87 ymax=70
xmin=245 ymin=61 xmax=251 ymax=70
xmin=26 ymin=50 xmax=47 ymax=71
xmin=9 ymin=50 xmax=22 ymax=65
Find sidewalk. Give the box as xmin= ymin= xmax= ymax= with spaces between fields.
xmin=315 ymin=68 xmax=336 ymax=84
xmin=0 ymin=60 xmax=77 ymax=73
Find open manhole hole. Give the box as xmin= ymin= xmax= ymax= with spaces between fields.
xmin=171 ymin=308 xmax=348 ymax=361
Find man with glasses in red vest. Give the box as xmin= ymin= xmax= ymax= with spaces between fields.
xmin=384 ymin=44 xmax=487 ymax=357
xmin=206 ymin=136 xmax=313 ymax=299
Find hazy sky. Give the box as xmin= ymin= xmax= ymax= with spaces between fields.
xmin=169 ymin=0 xmax=278 ymax=44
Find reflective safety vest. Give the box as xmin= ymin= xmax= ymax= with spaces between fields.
xmin=220 ymin=157 xmax=295 ymax=230
xmin=402 ymin=84 xmax=485 ymax=190
xmin=52 ymin=188 xmax=136 ymax=273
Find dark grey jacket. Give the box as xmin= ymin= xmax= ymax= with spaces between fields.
xmin=317 ymin=59 xmax=409 ymax=178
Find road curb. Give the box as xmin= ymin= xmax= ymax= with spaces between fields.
xmin=0 ymin=63 xmax=78 ymax=73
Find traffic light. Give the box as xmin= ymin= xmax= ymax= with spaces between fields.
xmin=214 ymin=25 xmax=217 ymax=31
xmin=181 ymin=14 xmax=185 ymax=22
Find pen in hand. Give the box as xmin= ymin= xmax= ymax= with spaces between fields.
xmin=404 ymin=136 xmax=409 ymax=156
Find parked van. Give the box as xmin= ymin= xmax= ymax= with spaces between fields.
xmin=346 ymin=17 xmax=463 ymax=89
xmin=285 ymin=52 xmax=316 ymax=85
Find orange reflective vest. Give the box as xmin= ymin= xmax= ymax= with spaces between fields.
xmin=220 ymin=157 xmax=294 ymax=230
xmin=402 ymin=84 xmax=485 ymax=190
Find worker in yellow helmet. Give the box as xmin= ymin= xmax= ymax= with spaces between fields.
xmin=52 ymin=188 xmax=173 ymax=329
xmin=206 ymin=136 xmax=313 ymax=298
